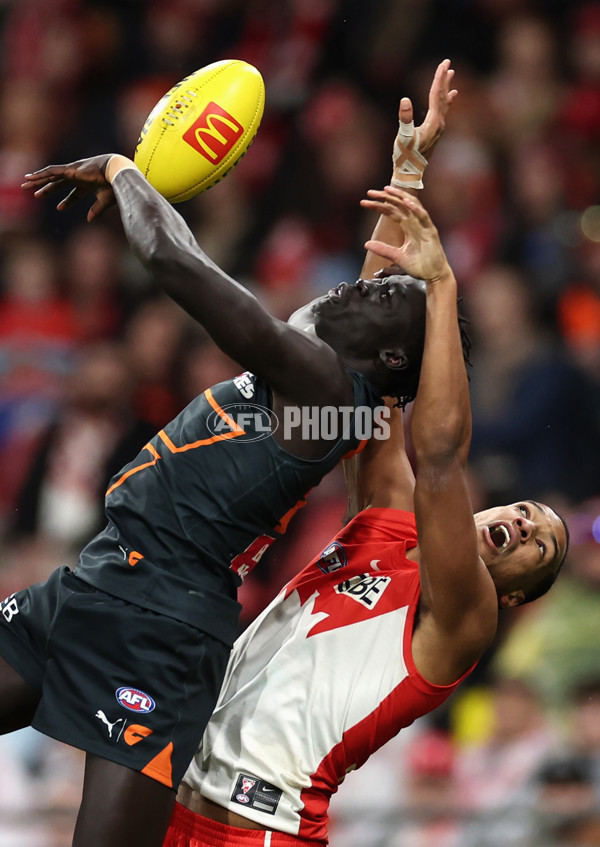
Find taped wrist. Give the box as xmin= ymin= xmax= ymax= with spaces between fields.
xmin=391 ymin=120 xmax=428 ymax=190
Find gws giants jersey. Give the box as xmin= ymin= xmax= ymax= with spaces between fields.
xmin=183 ymin=508 xmax=475 ymax=842
xmin=75 ymin=370 xmax=379 ymax=646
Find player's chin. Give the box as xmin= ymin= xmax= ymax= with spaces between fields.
xmin=287 ymin=299 xmax=319 ymax=330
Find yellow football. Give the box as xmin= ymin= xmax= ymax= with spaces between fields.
xmin=134 ymin=59 xmax=265 ymax=203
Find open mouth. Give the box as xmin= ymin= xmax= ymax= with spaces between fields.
xmin=328 ymin=282 xmax=349 ymax=302
xmin=488 ymin=524 xmax=511 ymax=551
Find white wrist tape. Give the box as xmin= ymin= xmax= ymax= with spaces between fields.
xmin=391 ymin=120 xmax=428 ymax=189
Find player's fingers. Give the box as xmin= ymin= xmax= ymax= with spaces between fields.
xmin=360 ymin=198 xmax=396 ymax=214
xmin=386 ymin=185 xmax=422 ymax=210
xmin=87 ymin=203 xmax=102 ymax=223
xmin=429 ymin=63 xmax=456 ymax=122
xmin=364 ymin=239 xmax=399 ymax=261
xmin=382 ymin=184 xmax=416 ymax=202
xmin=398 ymin=96 xmax=413 ymax=126
xmin=384 ymin=186 xmax=432 ymax=223
xmin=87 ymin=191 xmax=115 ymax=223
xmin=365 ymin=188 xmax=393 ymax=202
xmin=428 ymin=59 xmax=451 ymax=109
xmin=443 ymin=70 xmax=455 ymax=100
xmin=21 ymin=174 xmax=65 ymax=191
xmin=363 ymin=189 xmax=410 ymax=218
xmin=56 ymin=186 xmax=88 ymax=211
xmin=399 ymin=194 xmax=433 ymax=227
xmin=23 ymin=165 xmax=68 ymax=180
xmin=360 ymin=199 xmax=409 ymax=221
xmin=373 ymin=265 xmax=403 ymax=279
xmin=31 ymin=179 xmax=71 ymax=198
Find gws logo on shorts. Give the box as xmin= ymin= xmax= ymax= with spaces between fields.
xmin=316 ymin=541 xmax=347 ymax=574
xmin=115 ymin=687 xmax=156 ymax=713
xmin=335 ymin=574 xmax=391 ymax=609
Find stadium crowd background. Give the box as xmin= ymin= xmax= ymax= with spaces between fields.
xmin=0 ymin=0 xmax=599 ymax=844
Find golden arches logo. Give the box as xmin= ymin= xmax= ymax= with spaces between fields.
xmin=183 ymin=101 xmax=244 ymax=164
xmin=195 ymin=114 xmax=242 ymax=160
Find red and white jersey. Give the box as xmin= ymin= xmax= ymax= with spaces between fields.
xmin=183 ymin=508 xmax=473 ymax=843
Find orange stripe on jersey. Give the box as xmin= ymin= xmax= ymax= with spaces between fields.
xmin=105 ymin=442 xmax=161 ymax=496
xmin=141 ymin=741 xmax=174 ymax=788
xmin=157 ymin=388 xmax=246 ymax=452
xmin=106 ymin=389 xmax=247 ymax=497
xmin=205 ymin=387 xmax=245 ymax=433
xmin=341 ymin=439 xmax=368 ymax=461
xmin=274 ymin=492 xmax=311 ymax=534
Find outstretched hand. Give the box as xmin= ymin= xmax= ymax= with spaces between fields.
xmin=21 ymin=154 xmax=117 ymax=222
xmin=391 ymin=59 xmax=457 ymax=191
xmin=412 ymin=57 xmax=458 ymax=159
xmin=361 ymin=186 xmax=451 ymax=283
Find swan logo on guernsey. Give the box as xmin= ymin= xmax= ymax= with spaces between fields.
xmin=115 ymin=687 xmax=156 ymax=713
xmin=232 ymin=773 xmax=282 ymax=814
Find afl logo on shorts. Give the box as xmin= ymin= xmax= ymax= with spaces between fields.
xmin=115 ymin=687 xmax=156 ymax=713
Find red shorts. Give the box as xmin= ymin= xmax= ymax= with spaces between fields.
xmin=164 ymin=802 xmax=321 ymax=847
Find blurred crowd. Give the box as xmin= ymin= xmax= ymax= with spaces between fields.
xmin=0 ymin=0 xmax=599 ymax=844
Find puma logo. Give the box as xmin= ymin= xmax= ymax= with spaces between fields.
xmin=95 ymin=710 xmax=124 ymax=738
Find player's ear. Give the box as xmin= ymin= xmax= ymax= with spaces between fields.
xmin=379 ymin=349 xmax=408 ymax=371
xmin=499 ymin=590 xmax=525 ymax=609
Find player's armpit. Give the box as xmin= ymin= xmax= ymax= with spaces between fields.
xmin=346 ymin=401 xmax=415 ymax=513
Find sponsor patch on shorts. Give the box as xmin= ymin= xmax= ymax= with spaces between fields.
xmin=231 ymin=773 xmax=282 ymax=814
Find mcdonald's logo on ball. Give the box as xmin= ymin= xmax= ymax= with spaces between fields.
xmin=134 ymin=60 xmax=265 ymax=203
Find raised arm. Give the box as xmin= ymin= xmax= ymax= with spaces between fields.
xmin=343 ymin=399 xmax=415 ymax=520
xmin=22 ymin=155 xmax=351 ymax=408
xmin=344 ymin=59 xmax=457 ymax=516
xmin=362 ymin=186 xmax=497 ymax=682
xmin=360 ymin=58 xmax=457 ymax=280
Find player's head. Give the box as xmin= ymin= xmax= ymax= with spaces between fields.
xmin=288 ymin=269 xmax=427 ymax=405
xmin=474 ymin=500 xmax=569 ymax=608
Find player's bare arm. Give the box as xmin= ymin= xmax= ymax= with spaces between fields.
xmin=363 ymin=187 xmax=497 ymax=685
xmin=22 ymin=156 xmax=353 ymax=410
xmin=360 ymin=59 xmax=457 ymax=280
xmin=21 ymin=59 xmax=458 ymax=416
xmin=343 ymin=59 xmax=458 ymax=517
xmin=343 ymin=397 xmax=415 ymax=519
